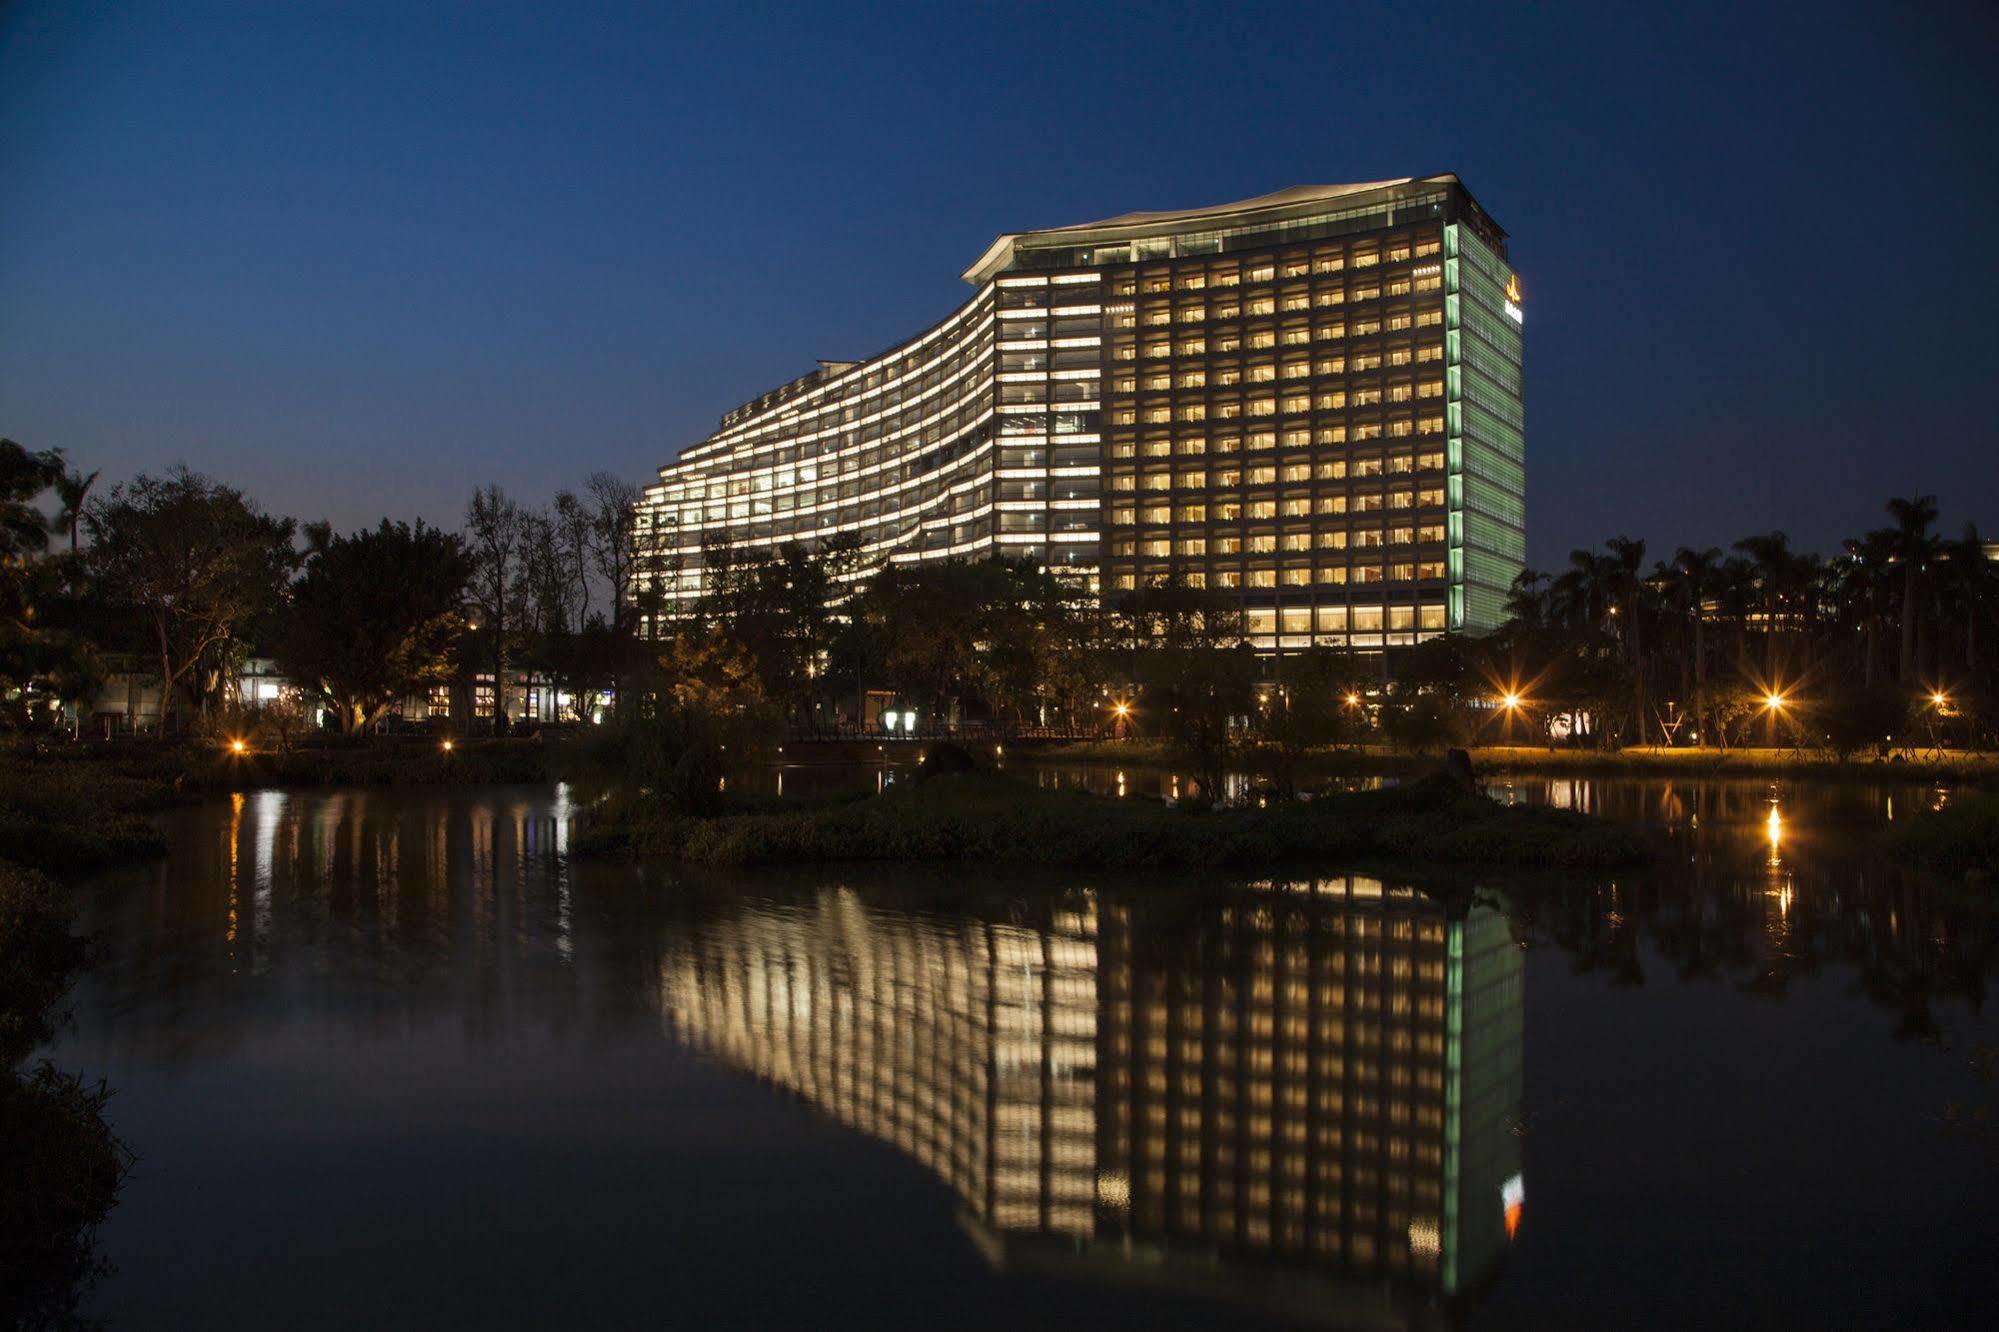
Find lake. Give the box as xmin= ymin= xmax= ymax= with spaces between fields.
xmin=44 ymin=771 xmax=1999 ymax=1328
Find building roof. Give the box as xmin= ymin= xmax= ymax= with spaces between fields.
xmin=961 ymin=175 xmax=1471 ymax=285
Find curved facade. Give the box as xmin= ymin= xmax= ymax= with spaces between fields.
xmin=636 ymin=271 xmax=1106 ymax=625
xmin=638 ymin=175 xmax=1524 ymax=647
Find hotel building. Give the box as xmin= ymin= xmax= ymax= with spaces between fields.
xmin=655 ymin=877 xmax=1524 ymax=1322
xmin=637 ymin=175 xmax=1525 ymax=649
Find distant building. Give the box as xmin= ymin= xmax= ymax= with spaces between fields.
xmin=79 ymin=656 xmax=585 ymax=736
xmin=637 ymin=176 xmax=1526 ymax=650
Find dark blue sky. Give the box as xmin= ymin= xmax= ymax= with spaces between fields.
xmin=4 ymin=0 xmax=1995 ymax=568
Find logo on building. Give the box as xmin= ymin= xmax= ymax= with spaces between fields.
xmin=1504 ymin=273 xmax=1524 ymax=325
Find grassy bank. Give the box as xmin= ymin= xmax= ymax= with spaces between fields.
xmin=1036 ymin=739 xmax=1999 ymax=782
xmin=0 ymin=747 xmax=172 ymax=878
xmin=1885 ymin=791 xmax=1999 ymax=875
xmin=0 ymin=860 xmax=133 ymax=1327
xmin=582 ymin=769 xmax=1650 ymax=871
xmin=179 ymin=737 xmax=555 ymax=789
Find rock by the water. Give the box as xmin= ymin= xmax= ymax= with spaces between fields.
xmin=918 ymin=742 xmax=978 ymax=778
xmin=1443 ymin=748 xmax=1478 ymax=791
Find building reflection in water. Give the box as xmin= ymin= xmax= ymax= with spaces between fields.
xmin=656 ymin=878 xmax=1524 ymax=1325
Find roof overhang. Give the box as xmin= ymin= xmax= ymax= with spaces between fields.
xmin=961 ymin=175 xmax=1468 ymax=285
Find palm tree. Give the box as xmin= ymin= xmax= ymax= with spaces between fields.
xmin=1671 ymin=547 xmax=1722 ymax=744
xmin=1885 ymin=494 xmax=1938 ymax=684
xmin=1504 ymin=567 xmax=1550 ymax=627
xmin=1937 ymin=523 xmax=1993 ymax=674
xmin=50 ymin=465 xmax=99 ymax=555
xmin=1548 ymin=548 xmax=1612 ymax=630
xmin=1732 ymin=530 xmax=1797 ymax=685
xmin=1602 ymin=536 xmax=1649 ymax=742
xmin=1836 ymin=529 xmax=1897 ymax=686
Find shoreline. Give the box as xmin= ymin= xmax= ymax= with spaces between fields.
xmin=579 ymin=769 xmax=1654 ymax=871
xmin=1026 ymin=740 xmax=1999 ymax=783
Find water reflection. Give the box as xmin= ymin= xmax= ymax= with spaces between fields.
xmin=54 ymin=776 xmax=1999 ymax=1328
xmin=75 ymin=786 xmax=590 ymax=1070
xmin=657 ymin=878 xmax=1524 ymax=1323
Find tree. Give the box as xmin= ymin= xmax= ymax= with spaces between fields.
xmin=276 ymin=520 xmax=473 ymax=734
xmin=0 ymin=439 xmax=61 ymax=563
xmin=1732 ymin=530 xmax=1801 ymax=684
xmin=1668 ymin=547 xmax=1722 ymax=745
xmin=1262 ymin=647 xmax=1368 ymax=796
xmin=582 ymin=471 xmax=646 ymax=638
xmin=86 ymin=467 xmax=295 ymax=733
xmin=0 ymin=440 xmax=90 ymax=728
xmin=1818 ymin=682 xmax=1907 ymax=760
xmin=1602 ymin=535 xmax=1649 ymax=742
xmin=1835 ymin=529 xmax=1897 ymax=688
xmin=49 ymin=466 xmax=99 ymax=557
xmin=551 ymin=491 xmax=595 ymax=632
xmin=1504 ymin=567 xmax=1551 ymax=627
xmin=1937 ymin=523 xmax=1993 ymax=676
xmin=464 ymin=486 xmax=524 ymax=732
xmin=698 ymin=536 xmax=863 ymax=720
xmin=1110 ymin=575 xmax=1253 ymax=799
xmin=1886 ymin=494 xmax=1938 ymax=685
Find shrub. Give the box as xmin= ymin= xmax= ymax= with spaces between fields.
xmin=1885 ymin=791 xmax=1999 ymax=873
xmin=595 ymin=770 xmax=1651 ymax=872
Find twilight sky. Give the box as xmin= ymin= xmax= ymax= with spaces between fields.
xmin=3 ymin=0 xmax=1995 ymax=569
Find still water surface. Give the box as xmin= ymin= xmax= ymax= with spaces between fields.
xmin=48 ymin=774 xmax=1999 ymax=1328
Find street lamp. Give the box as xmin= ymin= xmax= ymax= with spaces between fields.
xmin=229 ymin=738 xmax=246 ymax=755
xmin=1764 ymin=692 xmax=1785 ymax=711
